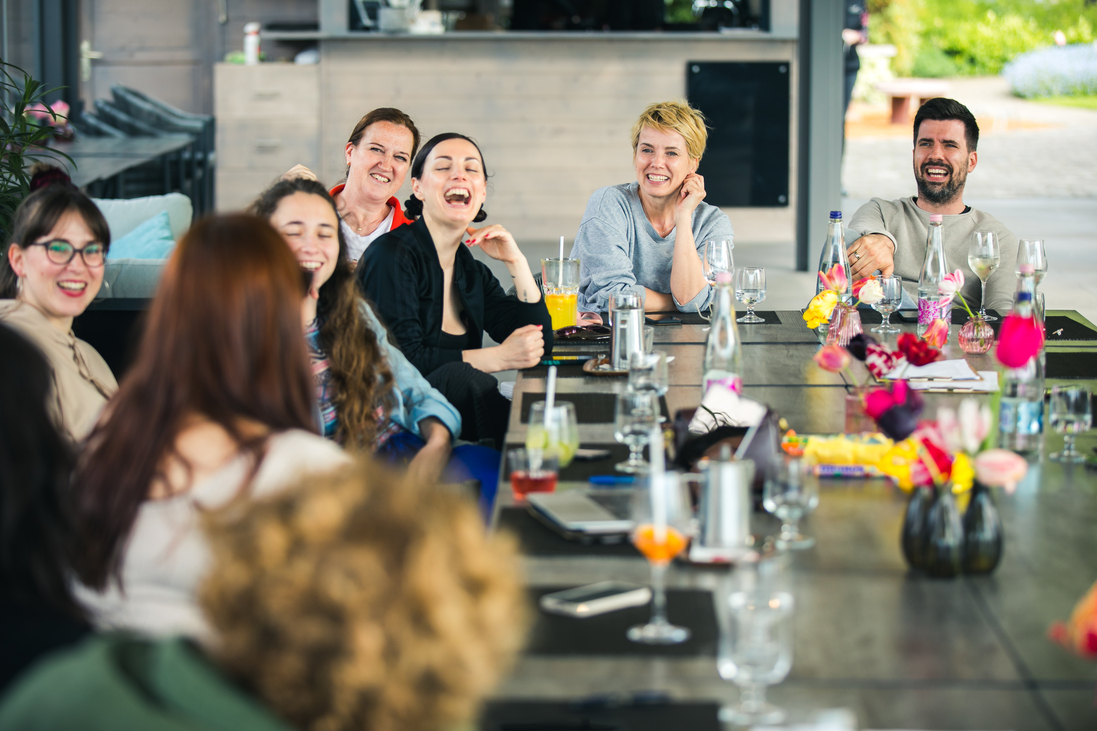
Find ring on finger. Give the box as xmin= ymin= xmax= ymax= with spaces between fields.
xmin=852 ymin=251 xmax=862 ymax=262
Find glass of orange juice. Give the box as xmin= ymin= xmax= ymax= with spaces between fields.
xmin=541 ymin=258 xmax=581 ymax=331
xmin=628 ymin=471 xmax=694 ymax=645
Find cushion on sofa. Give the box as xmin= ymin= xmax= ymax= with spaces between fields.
xmin=93 ymin=193 xmax=193 ymax=241
xmin=106 ymin=211 xmax=176 ymax=261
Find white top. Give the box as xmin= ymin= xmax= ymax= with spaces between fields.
xmin=75 ymin=429 xmax=349 ymax=640
xmin=341 ymin=207 xmax=395 ymax=263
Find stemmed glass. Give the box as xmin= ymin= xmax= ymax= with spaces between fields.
xmin=718 ymin=590 xmax=794 ymax=725
xmin=614 ymin=391 xmax=659 ymax=473
xmin=628 ymin=351 xmax=669 ymax=397
xmin=628 ymin=470 xmax=693 ymax=644
xmin=968 ymin=232 xmax=1000 ymax=321
xmin=871 ymin=275 xmax=903 ymax=334
xmin=1049 ymin=385 xmax=1092 ymax=463
xmin=1016 ymin=239 xmax=1048 ymax=287
xmin=735 ymin=266 xmax=766 ymax=324
xmin=762 ymin=456 xmax=819 ymax=549
xmin=703 ymin=239 xmax=733 ymax=285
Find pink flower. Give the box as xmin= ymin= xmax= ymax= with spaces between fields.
xmin=973 ymin=449 xmax=1028 ymax=493
xmin=863 ymin=380 xmax=924 ymax=441
xmin=937 ymin=399 xmax=993 ymax=455
xmin=813 ymin=344 xmax=851 ymax=372
xmin=939 ymin=269 xmax=965 ymax=301
xmin=923 ymin=318 xmax=949 ymax=347
xmin=997 ymin=313 xmax=1044 ymax=368
xmin=864 ymin=342 xmax=897 ymax=379
xmin=818 ymin=264 xmax=848 ymax=293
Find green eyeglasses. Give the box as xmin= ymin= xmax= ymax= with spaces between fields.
xmin=29 ymin=239 xmax=106 ymax=268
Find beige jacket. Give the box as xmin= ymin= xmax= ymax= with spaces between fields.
xmin=0 ymin=299 xmax=118 ymax=442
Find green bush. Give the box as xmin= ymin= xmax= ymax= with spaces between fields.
xmin=911 ymin=46 xmax=962 ymax=78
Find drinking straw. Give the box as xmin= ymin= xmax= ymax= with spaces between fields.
xmin=544 ymin=365 xmax=557 ymax=430
xmin=558 ymin=235 xmax=565 ymax=288
xmin=650 ymin=424 xmax=667 ymax=541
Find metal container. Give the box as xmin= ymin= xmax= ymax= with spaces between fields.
xmin=609 ymin=290 xmax=644 ymax=371
xmin=696 ymin=457 xmax=754 ymax=561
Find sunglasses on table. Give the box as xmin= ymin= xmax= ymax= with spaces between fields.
xmin=29 ymin=240 xmax=107 ymax=267
xmin=554 ymin=324 xmax=611 ymax=340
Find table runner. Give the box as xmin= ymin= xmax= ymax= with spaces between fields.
xmin=520 ymin=393 xmax=669 ymax=424
xmin=1045 ymin=352 xmax=1097 ymax=380
xmin=479 ymin=700 xmax=721 ymax=731
xmin=525 ymin=586 xmax=719 ymax=657
xmin=497 ymin=507 xmax=640 ymax=557
xmin=505 ymin=442 xmax=633 ymax=482
xmin=523 ymin=360 xmax=596 ymax=379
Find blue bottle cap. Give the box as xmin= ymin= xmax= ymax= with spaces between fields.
xmin=1016 ymin=292 xmax=1032 ymax=302
xmin=830 ymin=211 xmax=842 ymax=219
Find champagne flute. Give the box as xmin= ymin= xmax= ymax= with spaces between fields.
xmin=628 ymin=351 xmax=669 ymax=397
xmin=968 ymin=231 xmax=1000 ymax=321
xmin=735 ymin=266 xmax=766 ymax=324
xmin=718 ymin=590 xmax=794 ymax=725
xmin=871 ymin=275 xmax=903 ymax=333
xmin=703 ymin=239 xmax=733 ymax=286
xmin=1016 ymin=239 xmax=1048 ymax=287
xmin=1049 ymin=385 xmax=1092 ymax=463
xmin=762 ymin=456 xmax=819 ymax=549
xmin=614 ymin=392 xmax=659 ymax=473
xmin=628 ymin=470 xmax=693 ymax=644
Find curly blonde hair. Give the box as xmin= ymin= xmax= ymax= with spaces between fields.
xmin=630 ymin=100 xmax=709 ymax=162
xmin=200 ymin=459 xmax=528 ymax=731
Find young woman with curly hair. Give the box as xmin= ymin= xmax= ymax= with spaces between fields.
xmin=251 ymin=177 xmax=462 ymax=490
xmin=71 ymin=214 xmax=350 ymax=639
xmin=0 ymin=461 xmax=528 ymax=731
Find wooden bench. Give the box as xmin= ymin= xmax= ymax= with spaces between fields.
xmin=876 ymin=79 xmax=952 ymax=124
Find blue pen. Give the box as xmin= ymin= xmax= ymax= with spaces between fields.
xmin=589 ymin=475 xmax=635 ymax=486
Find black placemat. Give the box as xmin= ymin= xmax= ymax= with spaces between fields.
xmin=520 ymin=393 xmax=669 ymax=424
xmin=505 ymin=442 xmax=633 ymax=482
xmin=735 ymin=310 xmax=781 ymax=325
xmin=525 ymin=586 xmax=719 ymax=657
xmin=1045 ymin=352 xmax=1097 ymax=380
xmin=1045 ymin=315 xmax=1097 ymax=342
xmin=497 ymin=507 xmax=640 ymax=557
xmin=480 ymin=700 xmax=722 ymax=731
xmin=523 ymin=360 xmax=598 ymax=379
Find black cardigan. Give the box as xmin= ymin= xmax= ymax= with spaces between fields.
xmin=356 ymin=217 xmax=553 ymax=376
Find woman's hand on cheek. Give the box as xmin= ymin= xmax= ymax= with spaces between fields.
xmin=465 ymin=224 xmax=522 ymax=264
xmin=675 ymin=173 xmax=706 ymax=219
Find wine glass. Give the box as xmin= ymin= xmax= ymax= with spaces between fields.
xmin=628 ymin=470 xmax=693 ymax=644
xmin=703 ymin=239 xmax=733 ymax=286
xmin=527 ymin=402 xmax=580 ymax=468
xmin=871 ymin=275 xmax=903 ymax=334
xmin=968 ymin=232 xmax=1000 ymax=321
xmin=614 ymin=391 xmax=659 ymax=473
xmin=1016 ymin=239 xmax=1048 ymax=287
xmin=762 ymin=456 xmax=819 ymax=549
xmin=628 ymin=351 xmax=669 ymax=396
xmin=718 ymin=590 xmax=794 ymax=725
xmin=735 ymin=266 xmax=766 ymax=324
xmin=1049 ymin=385 xmax=1092 ymax=463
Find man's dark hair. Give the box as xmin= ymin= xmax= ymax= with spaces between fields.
xmin=913 ymin=98 xmax=979 ymax=152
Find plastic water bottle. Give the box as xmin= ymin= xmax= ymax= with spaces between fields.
xmin=998 ymin=265 xmax=1044 ymax=454
xmin=244 ymin=23 xmax=261 ymax=65
xmin=703 ymin=272 xmax=743 ymax=396
xmin=917 ymin=213 xmax=950 ymax=336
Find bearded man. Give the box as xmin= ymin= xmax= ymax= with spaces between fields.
xmin=846 ymin=98 xmax=1019 ymax=314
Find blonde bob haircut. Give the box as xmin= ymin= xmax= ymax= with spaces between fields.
xmin=200 ymin=459 xmax=528 ymax=731
xmin=630 ymin=100 xmax=709 ymax=162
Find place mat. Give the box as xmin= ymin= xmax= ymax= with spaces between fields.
xmin=1044 ymin=315 xmax=1097 ymax=342
xmin=496 ymin=507 xmax=640 ymax=557
xmin=1045 ymin=352 xmax=1097 ymax=380
xmin=505 ymin=442 xmax=632 ymax=482
xmin=525 ymin=586 xmax=719 ymax=657
xmin=479 ymin=700 xmax=721 ymax=731
xmin=520 ymin=393 xmax=669 ymax=424
xmin=523 ymin=360 xmax=600 ymax=379
xmin=735 ymin=310 xmax=782 ymax=325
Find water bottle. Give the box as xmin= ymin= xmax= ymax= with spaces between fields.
xmin=917 ymin=214 xmax=950 ymax=336
xmin=815 ymin=211 xmax=852 ymax=335
xmin=244 ymin=23 xmax=261 ymax=65
xmin=998 ymin=265 xmax=1044 ymax=454
xmin=703 ymin=272 xmax=743 ymax=395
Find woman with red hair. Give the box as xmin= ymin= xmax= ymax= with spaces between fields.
xmin=71 ymin=214 xmax=349 ymax=639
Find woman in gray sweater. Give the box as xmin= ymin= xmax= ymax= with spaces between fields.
xmin=572 ymin=100 xmax=735 ymax=313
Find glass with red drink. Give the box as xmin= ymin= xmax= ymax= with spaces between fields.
xmin=508 ymin=448 xmax=559 ymax=502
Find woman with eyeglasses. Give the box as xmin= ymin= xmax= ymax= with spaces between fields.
xmin=0 ymin=167 xmax=117 ymax=442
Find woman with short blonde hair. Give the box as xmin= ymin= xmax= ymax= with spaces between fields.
xmin=573 ymin=99 xmax=734 ymax=313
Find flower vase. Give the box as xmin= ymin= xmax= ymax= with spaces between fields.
xmin=843 ymin=390 xmax=873 ymax=434
xmin=900 ymin=486 xmax=934 ymax=571
xmin=826 ymin=304 xmax=863 ymax=347
xmin=962 ymin=482 xmax=1003 ymax=574
xmin=959 ymin=316 xmax=994 ymax=354
xmin=923 ymin=484 xmax=964 ymax=578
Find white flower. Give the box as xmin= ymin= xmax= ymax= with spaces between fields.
xmin=858 ymin=278 xmax=884 ymax=305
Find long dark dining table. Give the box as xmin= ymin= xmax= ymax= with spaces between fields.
xmin=485 ymin=310 xmax=1097 ymax=731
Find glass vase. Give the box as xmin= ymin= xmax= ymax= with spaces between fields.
xmin=843 ymin=391 xmax=873 ymax=434
xmin=900 ymin=486 xmax=934 ymax=571
xmin=962 ymin=482 xmax=1003 ymax=574
xmin=958 ymin=316 xmax=995 ymax=354
xmin=923 ymin=484 xmax=964 ymax=578
xmin=826 ymin=303 xmax=863 ymax=347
